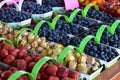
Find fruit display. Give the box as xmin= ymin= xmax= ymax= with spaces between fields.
xmin=0 ymin=22 xmax=101 ymax=75
xmin=0 ymin=41 xmax=80 ymax=80
xmin=0 ymin=0 xmax=120 ymax=80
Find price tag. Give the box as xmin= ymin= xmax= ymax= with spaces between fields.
xmin=64 ymin=0 xmax=79 ymax=10
xmin=7 ymin=0 xmax=19 ymax=5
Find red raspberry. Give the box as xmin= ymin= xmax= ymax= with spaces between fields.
xmin=17 ymin=52 xmax=26 ymax=59
xmin=41 ymin=73 xmax=49 ymax=80
xmin=37 ymin=73 xmax=41 ymax=80
xmin=53 ymin=62 xmax=62 ymax=68
xmin=17 ymin=77 xmax=24 ymax=80
xmin=46 ymin=65 xmax=58 ymax=76
xmin=10 ymin=67 xmax=18 ymax=72
xmin=17 ymin=46 xmax=26 ymax=53
xmin=28 ymin=62 xmax=35 ymax=71
xmin=16 ymin=59 xmax=27 ymax=70
xmin=25 ymin=56 xmax=33 ymax=63
xmin=48 ymin=76 xmax=59 ymax=80
xmin=3 ymin=55 xmax=15 ymax=65
xmin=0 ymin=70 xmax=3 ymax=75
xmin=9 ymin=49 xmax=19 ymax=57
xmin=3 ymin=44 xmax=15 ymax=51
xmin=34 ymin=56 xmax=43 ymax=62
xmin=22 ymin=75 xmax=29 ymax=80
xmin=1 ymin=70 xmax=12 ymax=80
xmin=17 ymin=46 xmax=26 ymax=58
xmin=62 ymin=77 xmax=74 ymax=80
xmin=40 ymin=63 xmax=49 ymax=72
xmin=0 ymin=49 xmax=8 ymax=58
xmin=0 ymin=77 xmax=2 ymax=80
xmin=68 ymin=70 xmax=80 ymax=79
xmin=57 ymin=67 xmax=69 ymax=78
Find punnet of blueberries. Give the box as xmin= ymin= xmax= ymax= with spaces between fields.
xmin=10 ymin=1 xmax=52 ymax=14
xmin=86 ymin=8 xmax=118 ymax=23
xmin=28 ymin=24 xmax=70 ymax=43
xmin=25 ymin=0 xmax=65 ymax=7
xmin=80 ymin=23 xmax=120 ymax=49
xmin=84 ymin=41 xmax=119 ymax=62
xmin=0 ymin=8 xmax=31 ymax=23
xmin=58 ymin=11 xmax=99 ymax=28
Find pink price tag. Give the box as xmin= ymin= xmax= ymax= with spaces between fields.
xmin=7 ymin=0 xmax=19 ymax=5
xmin=64 ymin=0 xmax=79 ymax=10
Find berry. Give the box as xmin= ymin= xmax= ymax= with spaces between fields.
xmin=46 ymin=65 xmax=58 ymax=76
xmin=62 ymin=77 xmax=74 ymax=80
xmin=68 ymin=70 xmax=80 ymax=79
xmin=3 ymin=55 xmax=15 ymax=64
xmin=0 ymin=49 xmax=8 ymax=58
xmin=57 ymin=67 xmax=69 ymax=78
xmin=1 ymin=70 xmax=12 ymax=80
xmin=16 ymin=59 xmax=27 ymax=70
xmin=48 ymin=76 xmax=59 ymax=80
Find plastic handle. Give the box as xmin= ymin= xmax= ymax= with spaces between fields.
xmin=0 ymin=38 xmax=14 ymax=46
xmin=34 ymin=21 xmax=47 ymax=36
xmin=69 ymin=8 xmax=82 ymax=22
xmin=8 ymin=71 xmax=34 ymax=80
xmin=107 ymin=20 xmax=120 ymax=35
xmin=31 ymin=57 xmax=57 ymax=80
xmin=36 ymin=0 xmax=42 ymax=5
xmin=82 ymin=3 xmax=99 ymax=18
xmin=18 ymin=0 xmax=24 ymax=11
xmin=47 ymin=15 xmax=63 ymax=29
xmin=0 ymin=0 xmax=20 ymax=11
xmin=76 ymin=35 xmax=94 ymax=53
xmin=94 ymin=25 xmax=108 ymax=44
xmin=58 ymin=45 xmax=76 ymax=63
xmin=14 ymin=28 xmax=35 ymax=47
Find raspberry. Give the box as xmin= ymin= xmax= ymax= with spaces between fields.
xmin=3 ymin=44 xmax=15 ymax=51
xmin=17 ymin=46 xmax=26 ymax=53
xmin=34 ymin=56 xmax=42 ymax=62
xmin=48 ymin=76 xmax=59 ymax=80
xmin=40 ymin=63 xmax=49 ymax=72
xmin=41 ymin=73 xmax=49 ymax=80
xmin=37 ymin=73 xmax=41 ymax=80
xmin=53 ymin=62 xmax=62 ymax=68
xmin=3 ymin=55 xmax=15 ymax=65
xmin=9 ymin=49 xmax=19 ymax=57
xmin=16 ymin=59 xmax=27 ymax=70
xmin=17 ymin=52 xmax=26 ymax=59
xmin=57 ymin=67 xmax=69 ymax=78
xmin=62 ymin=77 xmax=74 ymax=80
xmin=10 ymin=67 xmax=18 ymax=72
xmin=46 ymin=65 xmax=58 ymax=76
xmin=28 ymin=62 xmax=35 ymax=71
xmin=0 ymin=49 xmax=8 ymax=58
xmin=68 ymin=70 xmax=80 ymax=79
xmin=0 ymin=77 xmax=2 ymax=80
xmin=1 ymin=70 xmax=12 ymax=80
xmin=25 ymin=56 xmax=33 ymax=63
